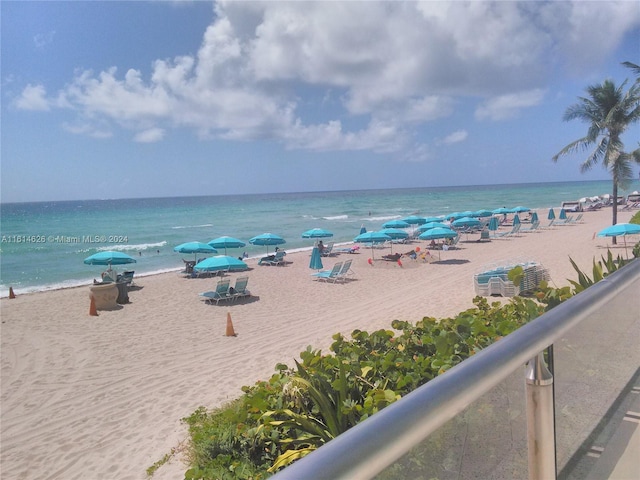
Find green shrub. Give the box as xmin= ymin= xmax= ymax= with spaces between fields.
xmin=169 ymin=256 xmax=633 ymax=479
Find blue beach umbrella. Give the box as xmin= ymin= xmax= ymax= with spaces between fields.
xmin=380 ymin=228 xmax=409 ymax=253
xmin=174 ymin=241 xmax=218 ymax=262
xmin=194 ymin=255 xmax=248 ymax=273
xmin=531 ymin=212 xmax=539 ymax=223
xmin=359 ymin=225 xmax=367 ymax=235
xmin=418 ymin=227 xmax=457 ymax=241
xmin=302 ymin=228 xmax=334 ymax=239
xmin=548 ymin=208 xmax=556 ymax=220
xmin=511 ymin=206 xmax=531 ymax=213
xmin=559 ymin=209 xmax=567 ymax=220
xmin=382 ymin=219 xmax=410 ymax=229
xmin=418 ymin=227 xmax=458 ymax=260
xmin=417 ymin=222 xmax=448 ymax=232
xmin=402 ymin=215 xmax=426 ymax=225
xmin=452 ymin=217 xmax=481 ymax=228
xmin=423 ymin=216 xmax=445 ymax=223
xmin=597 ymin=223 xmax=640 ymax=258
xmin=354 ymin=231 xmax=392 ymax=260
xmin=513 ymin=214 xmax=521 ymax=226
xmin=473 ymin=209 xmax=494 ymax=218
xmin=84 ymin=251 xmax=137 ymax=267
xmin=207 ymin=236 xmax=246 ymax=255
xmin=249 ymin=233 xmax=286 ymax=253
xmin=309 ymin=246 xmax=323 ymax=271
xmin=492 ymin=207 xmax=511 ymax=215
xmin=488 ymin=216 xmax=499 ymax=231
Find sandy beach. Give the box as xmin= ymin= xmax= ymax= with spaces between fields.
xmin=1 ymin=207 xmax=637 ymax=480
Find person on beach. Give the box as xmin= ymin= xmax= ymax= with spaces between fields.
xmin=317 ymin=240 xmax=325 ymax=255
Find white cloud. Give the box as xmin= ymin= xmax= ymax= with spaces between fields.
xmin=134 ymin=128 xmax=165 ymax=143
xmin=442 ymin=130 xmax=469 ymax=145
xmin=15 ymin=84 xmax=50 ymax=111
xmin=19 ymin=1 xmax=639 ymax=156
xmin=34 ymin=31 xmax=55 ymax=49
xmin=475 ymin=89 xmax=546 ymax=121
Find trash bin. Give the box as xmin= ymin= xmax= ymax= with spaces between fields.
xmin=116 ymin=282 xmax=129 ymax=304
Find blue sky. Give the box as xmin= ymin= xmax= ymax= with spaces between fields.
xmin=2 ymin=1 xmax=639 ymax=203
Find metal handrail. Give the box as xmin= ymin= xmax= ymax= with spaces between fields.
xmin=272 ymin=259 xmax=640 ymax=479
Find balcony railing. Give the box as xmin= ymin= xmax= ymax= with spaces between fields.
xmin=272 ymin=259 xmax=640 ymax=480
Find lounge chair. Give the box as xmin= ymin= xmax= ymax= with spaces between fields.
xmin=336 ymin=259 xmax=354 ymax=282
xmin=230 ymin=276 xmax=251 ymax=301
xmin=118 ymin=270 xmax=136 ymax=287
xmin=312 ymin=262 xmax=343 ymax=282
xmin=199 ymin=279 xmax=231 ymax=305
xmin=382 ymin=253 xmax=402 ymax=261
xmin=258 ymin=251 xmax=287 ymax=266
xmin=493 ymin=224 xmax=520 ymax=238
xmin=520 ymin=221 xmax=540 ymax=233
xmin=320 ymin=242 xmax=335 ymax=257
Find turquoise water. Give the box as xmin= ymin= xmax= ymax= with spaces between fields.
xmin=0 ymin=180 xmax=633 ymax=296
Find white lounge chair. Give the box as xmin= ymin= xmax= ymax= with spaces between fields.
xmin=312 ymin=262 xmax=342 ymax=282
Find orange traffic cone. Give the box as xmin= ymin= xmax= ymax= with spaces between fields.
xmin=225 ymin=312 xmax=237 ymax=337
xmin=89 ymin=296 xmax=98 ymax=316
xmin=9 ymin=287 xmax=16 ymax=299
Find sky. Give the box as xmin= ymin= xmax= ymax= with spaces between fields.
xmin=2 ymin=1 xmax=640 ymax=203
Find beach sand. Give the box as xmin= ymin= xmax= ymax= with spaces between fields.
xmin=1 ymin=207 xmax=637 ymax=480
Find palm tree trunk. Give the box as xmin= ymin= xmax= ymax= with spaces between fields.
xmin=612 ymin=181 xmax=618 ymax=245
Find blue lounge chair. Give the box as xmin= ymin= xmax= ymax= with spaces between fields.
xmin=230 ymin=276 xmax=251 ymax=301
xmin=312 ymin=262 xmax=343 ymax=282
xmin=199 ymin=279 xmax=231 ymax=305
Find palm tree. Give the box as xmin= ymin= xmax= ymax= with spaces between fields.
xmin=552 ymin=74 xmax=640 ymax=242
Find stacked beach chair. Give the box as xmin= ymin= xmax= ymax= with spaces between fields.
xmin=473 ymin=261 xmax=549 ymax=297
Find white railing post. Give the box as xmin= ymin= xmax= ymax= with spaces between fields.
xmin=525 ymin=351 xmax=556 ymax=480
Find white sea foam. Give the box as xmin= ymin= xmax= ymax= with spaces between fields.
xmin=171 ymin=224 xmax=214 ymax=229
xmin=322 ymin=215 xmax=348 ymax=220
xmin=96 ymin=241 xmax=167 ymax=252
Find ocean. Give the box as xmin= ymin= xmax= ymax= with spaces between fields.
xmin=0 ymin=180 xmax=634 ymax=296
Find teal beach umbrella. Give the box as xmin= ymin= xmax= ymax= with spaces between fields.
xmin=208 ymin=236 xmax=246 ymax=255
xmin=84 ymin=251 xmax=137 ymax=267
xmin=309 ymin=246 xmax=323 ymax=271
xmin=194 ymin=255 xmax=248 ymax=273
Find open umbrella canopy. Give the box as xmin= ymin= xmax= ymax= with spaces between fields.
xmin=452 ymin=217 xmax=481 ymax=228
xmin=382 ymin=219 xmax=410 ymax=229
xmin=302 ymin=228 xmax=334 ymax=239
xmin=249 ymin=233 xmax=286 ymax=245
xmin=249 ymin=233 xmax=286 ymax=253
xmin=548 ymin=208 xmax=556 ymax=220
xmin=418 ymin=227 xmax=458 ymax=240
xmin=597 ymin=223 xmax=640 ymax=237
xmin=417 ymin=222 xmax=448 ymax=232
xmin=597 ymin=223 xmax=640 ymax=258
xmin=194 ymin=255 xmax=248 ymax=272
xmin=174 ymin=241 xmax=218 ymax=262
xmin=84 ymin=251 xmax=137 ymax=266
xmin=309 ymin=246 xmax=323 ymax=270
xmin=473 ymin=209 xmax=494 ymax=218
xmin=174 ymin=242 xmax=218 ymax=255
xmin=493 ymin=207 xmax=511 ymax=215
xmin=423 ymin=216 xmax=445 ymax=223
xmin=354 ymin=231 xmax=392 ymax=260
xmin=379 ymin=228 xmax=409 ymax=239
xmin=511 ymin=206 xmax=531 ymax=213
xmin=401 ymin=215 xmax=426 ymax=225
xmin=446 ymin=212 xmax=468 ymax=220
xmin=207 ymin=236 xmax=246 ymax=255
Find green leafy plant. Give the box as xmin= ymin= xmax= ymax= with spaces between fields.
xmin=174 ymin=255 xmax=633 ymax=478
